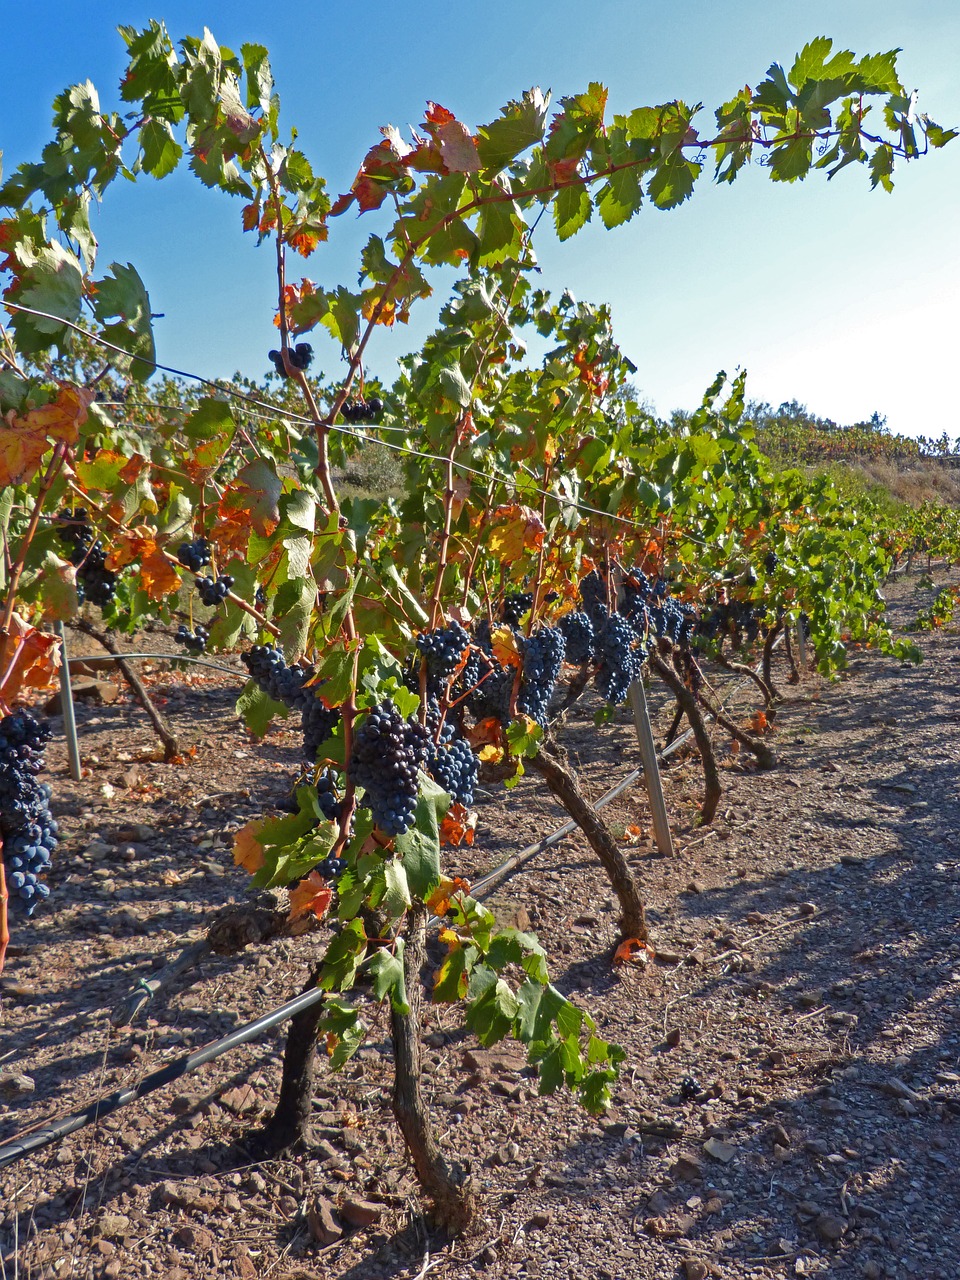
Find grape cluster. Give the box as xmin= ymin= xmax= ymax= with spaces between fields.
xmin=340 ymin=397 xmax=383 ymax=424
xmin=55 ymin=509 xmax=118 ymax=608
xmin=679 ymin=1074 xmax=702 ymax=1101
xmin=176 ymin=538 xmax=212 ymax=572
xmin=315 ymin=768 xmax=343 ymax=823
xmin=466 ymin=656 xmax=515 ymax=724
xmin=502 ymin=591 xmax=534 ymax=626
xmin=195 ymin=574 xmax=234 ymax=606
xmin=175 ymin=622 xmax=208 ymax=653
xmin=696 ymin=600 xmax=761 ymax=648
xmin=316 ymin=854 xmax=346 ymax=880
xmin=517 ymin=627 xmax=566 ymax=726
xmin=268 ymin=343 xmax=313 ymax=377
xmin=0 ymin=712 xmax=57 ymax=915
xmin=241 ymin=645 xmax=341 ymax=759
xmin=416 ymin=622 xmax=470 ymax=699
xmin=595 ymin=613 xmax=644 ymax=705
xmin=348 ymin=701 xmax=429 ymax=836
xmin=579 ymin=570 xmax=608 ymax=625
xmin=557 ymin=610 xmax=595 ymax=665
xmin=426 ymin=732 xmax=479 ymax=807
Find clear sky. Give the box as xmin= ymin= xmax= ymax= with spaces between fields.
xmin=2 ymin=1 xmax=958 ymax=438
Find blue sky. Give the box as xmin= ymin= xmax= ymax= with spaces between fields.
xmin=2 ymin=1 xmax=958 ymax=438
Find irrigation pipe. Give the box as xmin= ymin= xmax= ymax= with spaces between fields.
xmin=0 ymin=985 xmax=327 ymax=1172
xmin=0 ymin=645 xmax=777 ymax=1170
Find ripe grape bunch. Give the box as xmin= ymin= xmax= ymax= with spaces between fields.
xmin=268 ymin=343 xmax=313 ymax=377
xmin=176 ymin=538 xmax=212 ymax=573
xmin=0 ymin=712 xmax=57 ymax=915
xmin=195 ymin=574 xmax=234 ymax=606
xmin=517 ymin=627 xmax=566 ymax=727
xmin=241 ymin=645 xmax=341 ymax=759
xmin=340 ymin=397 xmax=383 ymax=424
xmin=348 ymin=701 xmax=429 ymax=837
xmin=55 ymin=509 xmax=118 ymax=608
xmin=557 ymin=611 xmax=595 ymax=665
xmin=416 ymin=622 xmax=470 ymax=700
xmin=175 ymin=622 xmax=208 ymax=654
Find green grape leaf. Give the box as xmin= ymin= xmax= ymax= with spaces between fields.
xmin=369 ymin=942 xmax=409 ymax=1013
xmin=394 ymin=773 xmax=448 ymax=900
xmin=553 ymin=183 xmax=592 ymax=240
xmin=236 ymin=677 xmax=288 ymax=737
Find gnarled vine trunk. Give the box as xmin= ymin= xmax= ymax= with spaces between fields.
xmin=649 ymin=653 xmax=722 ymax=824
xmin=529 ymin=744 xmax=648 ymax=942
xmin=390 ymin=903 xmax=477 ymax=1234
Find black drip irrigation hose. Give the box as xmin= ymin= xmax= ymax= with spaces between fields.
xmin=0 ymin=986 xmax=324 ymax=1172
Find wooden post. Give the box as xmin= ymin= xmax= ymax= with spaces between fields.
xmin=628 ymin=679 xmax=674 ymax=857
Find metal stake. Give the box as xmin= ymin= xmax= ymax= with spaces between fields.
xmin=628 ymin=678 xmax=674 ymax=857
xmin=57 ymin=622 xmax=82 ymax=781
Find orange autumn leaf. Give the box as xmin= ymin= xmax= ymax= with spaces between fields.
xmin=465 ymin=716 xmax=503 ymax=750
xmin=440 ymin=805 xmax=477 ymax=848
xmin=491 ymin=624 xmax=521 ymax=668
xmin=233 ymin=820 xmax=266 ymax=874
xmin=17 ymin=383 xmax=94 ymax=445
xmin=288 ymin=871 xmax=334 ymax=922
xmin=139 ymin=545 xmax=183 ymax=600
xmin=0 ymin=617 xmax=61 ymax=702
xmin=241 ymin=202 xmax=260 ymax=232
xmin=614 ymin=937 xmax=654 ymax=966
xmin=750 ymin=710 xmax=768 ymax=733
xmin=622 ymin=824 xmax=645 ymax=846
xmin=426 ymin=875 xmax=472 ymax=917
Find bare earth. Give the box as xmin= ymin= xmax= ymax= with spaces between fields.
xmin=1 ymin=567 xmax=958 ymax=1280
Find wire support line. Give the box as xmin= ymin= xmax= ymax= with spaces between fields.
xmin=3 ymin=300 xmax=714 ymax=546
xmin=65 ymin=652 xmax=247 ymax=680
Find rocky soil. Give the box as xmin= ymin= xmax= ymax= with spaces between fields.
xmin=1 ymin=566 xmax=958 ymax=1280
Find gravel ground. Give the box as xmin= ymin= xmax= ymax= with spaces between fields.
xmin=1 ymin=566 xmax=958 ymax=1280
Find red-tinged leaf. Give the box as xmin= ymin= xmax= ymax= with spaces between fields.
xmin=465 ymin=716 xmax=504 ymax=750
xmin=0 ymin=617 xmax=61 ymax=703
xmin=487 ymin=504 xmax=546 ymax=562
xmin=329 ymin=190 xmax=356 ymax=218
xmin=288 ymin=227 xmax=324 ymax=257
xmin=424 ymin=102 xmax=457 ymax=127
xmin=233 ymin=820 xmax=266 ymax=874
xmin=437 ymin=120 xmax=481 ymax=173
xmin=750 ymin=710 xmax=768 ymax=733
xmin=288 ymin=871 xmax=334 ymax=922
xmin=353 ymin=175 xmax=392 ymax=213
xmin=119 ymin=452 xmax=146 ymax=483
xmin=0 ymin=422 xmax=50 ymax=486
xmin=241 ymin=201 xmax=260 ymax=231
